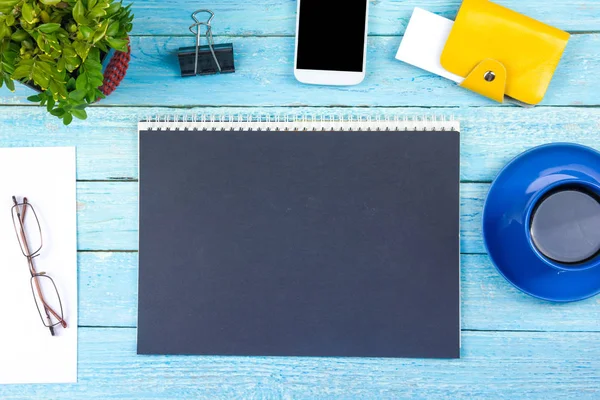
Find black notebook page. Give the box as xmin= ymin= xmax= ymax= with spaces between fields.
xmin=138 ymin=129 xmax=460 ymax=358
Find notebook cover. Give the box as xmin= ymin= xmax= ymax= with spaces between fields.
xmin=138 ymin=129 xmax=460 ymax=358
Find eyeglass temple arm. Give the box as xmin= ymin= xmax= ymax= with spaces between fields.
xmin=16 ymin=198 xmax=33 ymax=273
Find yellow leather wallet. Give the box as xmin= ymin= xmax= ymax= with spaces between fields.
xmin=440 ymin=0 xmax=570 ymax=105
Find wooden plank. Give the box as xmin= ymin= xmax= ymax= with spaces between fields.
xmin=0 ymin=35 xmax=598 ymax=106
xmin=128 ymin=0 xmax=598 ymax=36
xmin=78 ymin=252 xmax=600 ymax=331
xmin=1 ymin=106 xmax=599 ymax=182
xmin=1 ymin=328 xmax=599 ymax=399
xmin=79 ymin=252 xmax=138 ymax=327
xmin=77 ymin=182 xmax=138 ymax=250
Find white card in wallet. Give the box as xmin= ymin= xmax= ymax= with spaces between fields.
xmin=396 ymin=8 xmax=464 ymax=83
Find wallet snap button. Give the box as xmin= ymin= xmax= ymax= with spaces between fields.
xmin=484 ymin=71 xmax=496 ymax=82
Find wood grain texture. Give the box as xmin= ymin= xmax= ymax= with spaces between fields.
xmin=1 ymin=106 xmax=599 ymax=182
xmin=0 ymin=35 xmax=598 ymax=106
xmin=1 ymin=0 xmax=600 ymax=395
xmin=128 ymin=0 xmax=599 ymax=36
xmin=78 ymin=252 xmax=600 ymax=331
xmin=1 ymin=328 xmax=600 ymax=399
xmin=77 ymin=182 xmax=138 ymax=250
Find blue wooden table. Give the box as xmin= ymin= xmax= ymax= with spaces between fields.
xmin=1 ymin=1 xmax=600 ymax=398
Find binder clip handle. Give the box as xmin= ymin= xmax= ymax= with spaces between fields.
xmin=191 ymin=9 xmax=215 ymax=25
xmin=189 ymin=10 xmax=221 ymax=74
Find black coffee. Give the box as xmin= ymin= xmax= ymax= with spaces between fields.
xmin=530 ymin=189 xmax=600 ymax=264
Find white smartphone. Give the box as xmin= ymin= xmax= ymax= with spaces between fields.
xmin=294 ymin=0 xmax=369 ymax=86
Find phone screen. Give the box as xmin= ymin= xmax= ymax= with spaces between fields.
xmin=296 ymin=0 xmax=368 ymax=72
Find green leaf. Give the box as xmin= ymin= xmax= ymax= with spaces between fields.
xmin=5 ymin=13 xmax=15 ymax=26
xmin=89 ymin=76 xmax=103 ymax=87
xmin=46 ymin=96 xmax=55 ymax=111
xmin=106 ymin=1 xmax=121 ymax=15
xmin=49 ymin=81 xmax=67 ymax=100
xmin=36 ymin=60 xmax=53 ymax=75
xmin=50 ymin=108 xmax=65 ymax=117
xmin=88 ymin=5 xmax=108 ymax=19
xmin=39 ymin=0 xmax=62 ymax=5
xmin=1 ymin=43 xmax=19 ymax=72
xmin=83 ymin=57 xmax=102 ymax=71
xmin=0 ymin=23 xmax=10 ymax=40
xmin=106 ymin=21 xmax=119 ymax=37
xmin=73 ymin=40 xmax=91 ymax=60
xmin=94 ymin=41 xmax=108 ymax=52
xmin=35 ymin=32 xmax=62 ymax=55
xmin=27 ymin=94 xmax=42 ymax=102
xmin=32 ymin=68 xmax=50 ymax=89
xmin=63 ymin=46 xmax=77 ymax=58
xmin=0 ymin=0 xmax=19 ymax=15
xmin=65 ymin=61 xmax=79 ymax=72
xmin=62 ymin=112 xmax=73 ymax=125
xmin=88 ymin=0 xmax=98 ymax=9
xmin=71 ymin=108 xmax=87 ymax=120
xmin=75 ymin=72 xmax=87 ymax=91
xmin=21 ymin=38 xmax=34 ymax=50
xmin=21 ymin=2 xmax=35 ymax=24
xmin=56 ymin=28 xmax=70 ymax=41
xmin=11 ymin=29 xmax=30 ymax=42
xmin=73 ymin=0 xmax=88 ymax=25
xmin=83 ymin=63 xmax=102 ymax=74
xmin=57 ymin=57 xmax=66 ymax=72
xmin=69 ymin=89 xmax=87 ymax=101
xmin=35 ymin=33 xmax=50 ymax=53
xmin=12 ymin=63 xmax=33 ymax=81
xmin=88 ymin=46 xmax=101 ymax=61
xmin=106 ymin=37 xmax=128 ymax=52
xmin=92 ymin=19 xmax=109 ymax=43
xmin=79 ymin=25 xmax=93 ymax=40
xmin=38 ymin=23 xmax=61 ymax=34
xmin=4 ymin=76 xmax=15 ymax=91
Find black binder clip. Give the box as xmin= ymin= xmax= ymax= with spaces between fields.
xmin=177 ymin=9 xmax=235 ymax=77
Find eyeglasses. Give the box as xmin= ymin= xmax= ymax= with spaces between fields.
xmin=11 ymin=196 xmax=67 ymax=336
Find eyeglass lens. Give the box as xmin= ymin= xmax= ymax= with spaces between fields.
xmin=30 ymin=274 xmax=64 ymax=327
xmin=11 ymin=202 xmax=43 ymax=258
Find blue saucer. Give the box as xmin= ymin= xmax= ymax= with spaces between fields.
xmin=483 ymin=143 xmax=600 ymax=302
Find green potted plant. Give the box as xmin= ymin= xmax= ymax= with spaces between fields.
xmin=0 ymin=0 xmax=133 ymax=124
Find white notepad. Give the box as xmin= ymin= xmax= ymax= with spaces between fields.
xmin=0 ymin=147 xmax=78 ymax=384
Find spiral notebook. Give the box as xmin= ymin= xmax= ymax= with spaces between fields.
xmin=137 ymin=115 xmax=461 ymax=359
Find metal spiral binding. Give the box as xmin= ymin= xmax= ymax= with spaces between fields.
xmin=138 ymin=114 xmax=459 ymax=132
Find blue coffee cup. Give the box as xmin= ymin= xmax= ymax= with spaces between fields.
xmin=524 ymin=180 xmax=600 ymax=272
xmin=483 ymin=143 xmax=600 ymax=302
